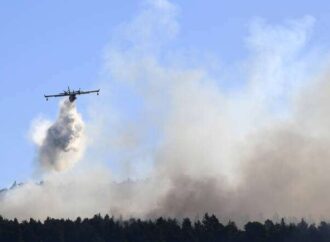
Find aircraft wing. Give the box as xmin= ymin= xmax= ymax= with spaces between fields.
xmin=77 ymin=89 xmax=100 ymax=95
xmin=44 ymin=93 xmax=69 ymax=98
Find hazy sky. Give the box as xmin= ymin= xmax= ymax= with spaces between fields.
xmin=1 ymin=0 xmax=330 ymax=187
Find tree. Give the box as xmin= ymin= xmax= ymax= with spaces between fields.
xmin=245 ymin=221 xmax=266 ymax=242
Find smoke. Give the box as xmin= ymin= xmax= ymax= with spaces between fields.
xmin=37 ymin=100 xmax=85 ymax=172
xmin=2 ymin=0 xmax=330 ymax=224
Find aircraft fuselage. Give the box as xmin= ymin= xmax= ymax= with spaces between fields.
xmin=69 ymin=94 xmax=77 ymax=102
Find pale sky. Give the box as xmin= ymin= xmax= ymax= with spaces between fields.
xmin=1 ymin=0 xmax=330 ymax=187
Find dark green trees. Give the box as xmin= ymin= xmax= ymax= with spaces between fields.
xmin=0 ymin=214 xmax=328 ymax=242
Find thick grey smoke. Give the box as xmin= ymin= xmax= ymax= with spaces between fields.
xmin=2 ymin=0 xmax=330 ymax=225
xmin=38 ymin=100 xmax=85 ymax=172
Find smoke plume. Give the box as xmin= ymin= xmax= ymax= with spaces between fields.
xmin=38 ymin=100 xmax=85 ymax=172
xmin=2 ymin=0 xmax=330 ymax=225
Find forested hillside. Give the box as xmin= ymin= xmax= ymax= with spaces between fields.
xmin=0 ymin=214 xmax=328 ymax=242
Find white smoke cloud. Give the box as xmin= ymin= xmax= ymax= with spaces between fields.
xmin=37 ymin=100 xmax=86 ymax=172
xmin=29 ymin=117 xmax=52 ymax=147
xmin=2 ymin=0 xmax=330 ymax=224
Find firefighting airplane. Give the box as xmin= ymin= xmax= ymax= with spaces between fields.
xmin=44 ymin=87 xmax=100 ymax=102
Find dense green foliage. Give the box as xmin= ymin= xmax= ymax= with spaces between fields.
xmin=0 ymin=213 xmax=328 ymax=242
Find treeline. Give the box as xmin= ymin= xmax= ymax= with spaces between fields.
xmin=0 ymin=213 xmax=329 ymax=242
